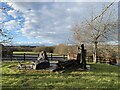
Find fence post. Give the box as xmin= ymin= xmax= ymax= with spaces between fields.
xmin=24 ymin=53 xmax=25 ymax=61
xmin=63 ymin=55 xmax=65 ymax=60
xmin=10 ymin=53 xmax=12 ymax=61
xmin=51 ymin=54 xmax=52 ymax=60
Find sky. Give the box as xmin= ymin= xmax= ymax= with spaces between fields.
xmin=0 ymin=1 xmax=118 ymax=46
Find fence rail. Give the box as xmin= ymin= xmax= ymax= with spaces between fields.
xmin=2 ymin=53 xmax=118 ymax=64
xmin=2 ymin=53 xmax=68 ymax=61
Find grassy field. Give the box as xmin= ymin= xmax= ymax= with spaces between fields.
xmin=13 ymin=52 xmax=60 ymax=56
xmin=13 ymin=52 xmax=39 ymax=54
xmin=2 ymin=61 xmax=120 ymax=90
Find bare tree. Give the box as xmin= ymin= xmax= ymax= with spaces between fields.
xmin=72 ymin=2 xmax=117 ymax=63
xmin=54 ymin=44 xmax=69 ymax=55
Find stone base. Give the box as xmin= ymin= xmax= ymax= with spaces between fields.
xmin=36 ymin=62 xmax=50 ymax=70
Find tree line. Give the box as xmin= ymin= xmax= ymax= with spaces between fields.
xmin=4 ymin=44 xmax=118 ymax=59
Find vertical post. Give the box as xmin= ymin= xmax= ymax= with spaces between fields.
xmin=51 ymin=54 xmax=52 ymax=60
xmin=10 ymin=53 xmax=12 ymax=61
xmin=93 ymin=41 xmax=98 ymax=63
xmin=81 ymin=44 xmax=86 ymax=69
xmin=24 ymin=53 xmax=25 ymax=61
xmin=88 ymin=56 xmax=90 ymax=62
xmin=76 ymin=47 xmax=81 ymax=64
xmin=63 ymin=55 xmax=65 ymax=60
xmin=81 ymin=45 xmax=83 ymax=67
xmin=83 ymin=50 xmax=86 ymax=69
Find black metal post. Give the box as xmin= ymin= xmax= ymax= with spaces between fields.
xmin=81 ymin=44 xmax=87 ymax=69
xmin=63 ymin=55 xmax=65 ymax=60
xmin=10 ymin=53 xmax=12 ymax=61
xmin=51 ymin=54 xmax=52 ymax=60
xmin=24 ymin=53 xmax=25 ymax=61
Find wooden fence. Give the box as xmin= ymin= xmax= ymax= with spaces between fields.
xmin=2 ymin=53 xmax=68 ymax=61
xmin=2 ymin=53 xmax=118 ymax=65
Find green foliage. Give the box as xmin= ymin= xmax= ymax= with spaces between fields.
xmin=2 ymin=61 xmax=120 ymax=90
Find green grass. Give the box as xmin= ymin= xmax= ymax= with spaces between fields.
xmin=13 ymin=52 xmax=39 ymax=54
xmin=2 ymin=61 xmax=120 ymax=90
xmin=13 ymin=52 xmax=61 ymax=56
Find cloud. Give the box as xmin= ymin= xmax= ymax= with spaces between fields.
xmin=2 ymin=0 xmax=119 ymax=2
xmin=1 ymin=12 xmax=8 ymax=22
xmin=12 ymin=40 xmax=55 ymax=46
xmin=15 ymin=3 xmax=81 ymax=43
xmin=2 ymin=2 xmax=118 ymax=45
xmin=1 ymin=2 xmax=24 ymax=33
xmin=7 ymin=9 xmax=19 ymax=18
xmin=4 ymin=19 xmax=21 ymax=31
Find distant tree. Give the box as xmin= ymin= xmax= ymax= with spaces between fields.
xmin=54 ymin=44 xmax=68 ymax=55
xmin=72 ymin=2 xmax=117 ymax=63
xmin=32 ymin=46 xmax=46 ymax=52
xmin=44 ymin=46 xmax=55 ymax=53
xmin=67 ymin=45 xmax=78 ymax=54
xmin=32 ymin=46 xmax=55 ymax=53
xmin=98 ymin=44 xmax=118 ymax=59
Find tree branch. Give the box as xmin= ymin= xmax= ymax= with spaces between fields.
xmin=91 ymin=1 xmax=115 ymax=22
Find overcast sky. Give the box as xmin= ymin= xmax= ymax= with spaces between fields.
xmin=0 ymin=1 xmax=118 ymax=46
